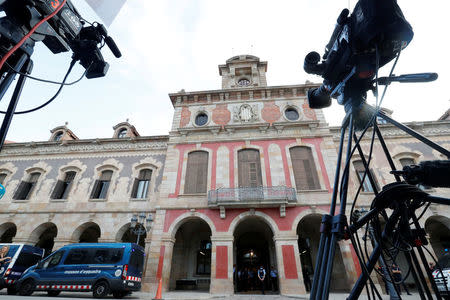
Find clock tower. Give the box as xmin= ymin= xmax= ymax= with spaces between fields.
xmin=218 ymin=55 xmax=268 ymax=89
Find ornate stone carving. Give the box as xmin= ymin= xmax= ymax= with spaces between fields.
xmin=0 ymin=140 xmax=167 ymax=157
xmin=233 ymin=104 xmax=259 ymax=123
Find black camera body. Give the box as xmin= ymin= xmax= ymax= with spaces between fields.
xmin=304 ymin=0 xmax=414 ymax=109
xmin=0 ymin=0 xmax=120 ymax=79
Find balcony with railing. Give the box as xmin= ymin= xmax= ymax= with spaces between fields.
xmin=207 ymin=186 xmax=297 ymax=208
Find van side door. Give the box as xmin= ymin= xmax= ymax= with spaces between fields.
xmin=62 ymin=248 xmax=92 ymax=286
xmin=35 ymin=251 xmax=65 ymax=286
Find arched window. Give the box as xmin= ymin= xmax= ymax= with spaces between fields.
xmin=184 ymin=151 xmax=208 ymax=194
xmin=353 ymin=160 xmax=378 ymax=193
xmin=90 ymin=170 xmax=113 ymax=199
xmin=132 ymin=169 xmax=152 ymax=199
xmin=290 ymin=147 xmax=321 ymax=190
xmin=117 ymin=128 xmax=127 ymax=138
xmin=51 ymin=171 xmax=76 ymax=200
xmin=238 ymin=149 xmax=262 ymax=187
xmin=13 ymin=172 xmax=41 ymax=200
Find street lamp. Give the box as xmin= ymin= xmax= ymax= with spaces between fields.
xmin=130 ymin=212 xmax=153 ymax=245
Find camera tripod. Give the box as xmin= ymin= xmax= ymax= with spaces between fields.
xmin=309 ymin=82 xmax=450 ymax=300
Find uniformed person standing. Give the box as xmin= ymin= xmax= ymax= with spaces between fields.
xmin=257 ymin=265 xmax=266 ymax=295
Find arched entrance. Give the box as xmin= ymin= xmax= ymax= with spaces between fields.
xmin=72 ymin=222 xmax=101 ymax=243
xmin=169 ymin=218 xmax=212 ymax=291
xmin=117 ymin=223 xmax=147 ymax=248
xmin=425 ymin=216 xmax=450 ymax=260
xmin=233 ymin=216 xmax=275 ymax=294
xmin=30 ymin=223 xmax=57 ymax=256
xmin=0 ymin=222 xmax=16 ymax=243
xmin=297 ymin=214 xmax=349 ymax=292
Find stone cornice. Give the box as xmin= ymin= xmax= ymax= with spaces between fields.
xmin=169 ymin=83 xmax=321 ymax=107
xmin=329 ymin=120 xmax=450 ymax=140
xmin=0 ymin=136 xmax=169 ymax=158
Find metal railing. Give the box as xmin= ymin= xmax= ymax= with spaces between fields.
xmin=208 ymin=186 xmax=297 ymax=206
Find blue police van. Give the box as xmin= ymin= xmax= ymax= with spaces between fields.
xmin=17 ymin=243 xmax=145 ymax=298
xmin=0 ymin=244 xmax=44 ymax=295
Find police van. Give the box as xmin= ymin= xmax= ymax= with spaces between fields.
xmin=17 ymin=243 xmax=145 ymax=298
xmin=0 ymin=244 xmax=44 ymax=294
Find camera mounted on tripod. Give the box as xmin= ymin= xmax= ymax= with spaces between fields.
xmin=0 ymin=0 xmax=121 ymax=79
xmin=304 ymin=0 xmax=414 ymax=110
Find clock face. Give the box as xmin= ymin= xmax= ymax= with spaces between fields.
xmin=238 ymin=78 xmax=250 ymax=87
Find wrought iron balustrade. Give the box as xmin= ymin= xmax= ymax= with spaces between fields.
xmin=208 ymin=186 xmax=297 ymax=206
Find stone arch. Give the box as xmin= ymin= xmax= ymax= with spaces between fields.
xmin=168 ymin=216 xmax=213 ymax=291
xmin=228 ymin=211 xmax=279 ymax=236
xmin=290 ymin=208 xmax=328 ymax=233
xmin=115 ymin=222 xmax=146 ymax=248
xmin=168 ymin=212 xmax=216 ymax=239
xmin=425 ymin=215 xmax=450 ymax=259
xmin=296 ymin=213 xmax=350 ymax=292
xmin=0 ymin=222 xmax=16 ymax=243
xmin=29 ymin=222 xmax=58 ymax=256
xmin=71 ymin=222 xmax=101 ymax=243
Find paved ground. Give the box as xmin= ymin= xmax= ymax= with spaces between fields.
xmin=0 ymin=290 xmax=423 ymax=299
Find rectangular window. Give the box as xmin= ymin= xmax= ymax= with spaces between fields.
xmin=51 ymin=171 xmax=76 ymax=200
xmin=0 ymin=174 xmax=6 ymax=185
xmin=132 ymin=169 xmax=152 ymax=199
xmin=129 ymin=249 xmax=144 ymax=273
xmin=353 ymin=161 xmax=378 ymax=193
xmin=91 ymin=170 xmax=113 ymax=199
xmin=90 ymin=248 xmax=124 ymax=264
xmin=13 ymin=172 xmax=40 ymax=200
xmin=290 ymin=147 xmax=321 ymax=190
xmin=64 ymin=249 xmax=90 ymax=265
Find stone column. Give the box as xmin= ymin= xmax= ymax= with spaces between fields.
xmin=142 ymin=235 xmax=175 ymax=293
xmin=274 ymin=234 xmax=306 ymax=295
xmin=210 ymin=234 xmax=234 ymax=295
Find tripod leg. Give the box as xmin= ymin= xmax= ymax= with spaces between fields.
xmin=0 ymin=54 xmax=31 ymax=151
xmin=403 ymin=251 xmax=426 ymax=299
xmin=311 ymin=116 xmax=349 ymax=300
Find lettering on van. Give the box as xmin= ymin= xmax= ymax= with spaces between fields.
xmin=64 ymin=270 xmax=101 ymax=275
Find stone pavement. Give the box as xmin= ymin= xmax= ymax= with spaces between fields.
xmin=0 ymin=291 xmax=423 ymax=299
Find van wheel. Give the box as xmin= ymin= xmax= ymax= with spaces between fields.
xmin=113 ymin=291 xmax=128 ymax=298
xmin=48 ymin=290 xmax=61 ymax=297
xmin=93 ymin=280 xmax=110 ymax=298
xmin=18 ymin=279 xmax=35 ymax=296
xmin=7 ymin=286 xmax=17 ymax=295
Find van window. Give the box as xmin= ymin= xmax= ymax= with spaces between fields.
xmin=91 ymin=248 xmax=124 ymax=264
xmin=16 ymin=252 xmax=41 ymax=266
xmin=64 ymin=249 xmax=90 ymax=265
xmin=129 ymin=249 xmax=144 ymax=272
xmin=43 ymin=251 xmax=64 ymax=269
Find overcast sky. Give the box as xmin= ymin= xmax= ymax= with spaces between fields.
xmin=1 ymin=0 xmax=449 ymax=143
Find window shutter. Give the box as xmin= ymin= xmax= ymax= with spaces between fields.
xmin=90 ymin=180 xmax=100 ymax=198
xmin=185 ymin=151 xmax=208 ymax=194
xmin=290 ymin=147 xmax=320 ymax=190
xmin=51 ymin=180 xmax=64 ymax=199
xmin=238 ymin=149 xmax=262 ymax=187
xmin=131 ymin=178 xmax=139 ymax=198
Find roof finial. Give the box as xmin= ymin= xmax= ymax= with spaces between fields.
xmin=64 ymin=121 xmax=69 ymax=126
xmin=126 ymin=118 xmax=129 ymax=123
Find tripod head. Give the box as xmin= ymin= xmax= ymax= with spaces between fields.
xmin=0 ymin=0 xmax=121 ymax=79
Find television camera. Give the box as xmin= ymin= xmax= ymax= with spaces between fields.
xmin=0 ymin=0 xmax=121 ymax=79
xmin=0 ymin=0 xmax=122 ymax=151
xmin=302 ymin=0 xmax=437 ymax=113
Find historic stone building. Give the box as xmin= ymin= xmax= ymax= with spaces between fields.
xmin=0 ymin=55 xmax=448 ymax=296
